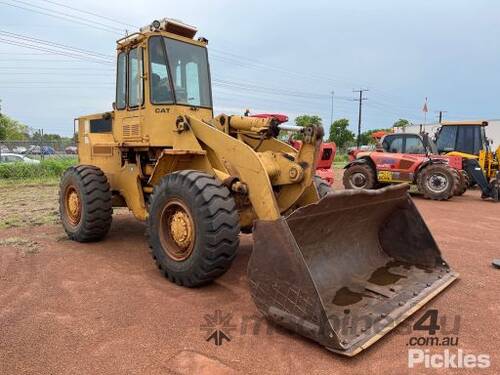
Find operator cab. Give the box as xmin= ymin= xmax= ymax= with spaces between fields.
xmin=115 ymin=18 xmax=212 ymax=112
xmin=435 ymin=121 xmax=488 ymax=155
xmin=382 ymin=133 xmax=427 ymax=154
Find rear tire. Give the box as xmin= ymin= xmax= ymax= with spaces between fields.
xmin=314 ymin=175 xmax=332 ymax=198
xmin=453 ymin=170 xmax=467 ymax=196
xmin=417 ymin=164 xmax=455 ymax=200
xmin=59 ymin=165 xmax=113 ymax=242
xmin=343 ymin=164 xmax=377 ymax=190
xmin=148 ymin=170 xmax=240 ymax=287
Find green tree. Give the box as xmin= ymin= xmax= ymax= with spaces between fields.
xmin=0 ymin=114 xmax=29 ymax=140
xmin=0 ymin=117 xmax=6 ymax=140
xmin=292 ymin=115 xmax=323 ymax=140
xmin=393 ymin=118 xmax=410 ymax=129
xmin=295 ymin=115 xmax=322 ymax=127
xmin=31 ymin=130 xmax=62 ymax=143
xmin=328 ymin=118 xmax=355 ymax=149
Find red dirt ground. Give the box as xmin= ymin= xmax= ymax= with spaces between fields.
xmin=0 ymin=181 xmax=499 ymax=374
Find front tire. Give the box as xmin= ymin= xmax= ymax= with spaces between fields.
xmin=417 ymin=164 xmax=455 ymax=200
xmin=148 ymin=170 xmax=240 ymax=287
xmin=59 ymin=165 xmax=113 ymax=242
xmin=343 ymin=164 xmax=377 ymax=190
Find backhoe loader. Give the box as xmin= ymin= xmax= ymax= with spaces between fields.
xmin=59 ymin=18 xmax=457 ymax=356
xmin=435 ymin=121 xmax=499 ymax=200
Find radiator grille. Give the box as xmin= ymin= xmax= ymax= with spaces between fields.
xmin=123 ymin=123 xmax=141 ymax=140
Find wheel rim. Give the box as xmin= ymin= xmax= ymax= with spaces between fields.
xmin=159 ymin=198 xmax=195 ymax=261
xmin=350 ymin=172 xmax=367 ymax=188
xmin=64 ymin=185 xmax=82 ymax=226
xmin=426 ymin=172 xmax=449 ymax=194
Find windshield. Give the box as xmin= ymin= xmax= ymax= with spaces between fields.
xmin=436 ymin=125 xmax=485 ymax=155
xmin=436 ymin=126 xmax=457 ymax=153
xmin=148 ymin=36 xmax=212 ymax=107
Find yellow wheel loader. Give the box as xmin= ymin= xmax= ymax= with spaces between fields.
xmin=59 ymin=18 xmax=458 ymax=356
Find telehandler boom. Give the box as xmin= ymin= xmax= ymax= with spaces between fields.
xmin=59 ymin=18 xmax=457 ymax=356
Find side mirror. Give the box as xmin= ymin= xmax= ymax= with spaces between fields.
xmin=112 ymin=102 xmax=116 ymax=110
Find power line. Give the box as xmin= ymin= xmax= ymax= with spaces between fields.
xmin=6 ymin=0 xmax=410 ymax=116
xmin=38 ymin=0 xmax=138 ymax=29
xmin=0 ymin=36 xmax=113 ymax=65
xmin=0 ymin=30 xmax=114 ymax=59
xmin=1 ymin=0 xmax=124 ymax=34
xmin=0 ymin=0 xmax=432 ymax=131
xmin=0 ymin=66 xmax=113 ymax=70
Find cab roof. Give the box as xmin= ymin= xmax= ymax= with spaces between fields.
xmin=440 ymin=120 xmax=488 ymax=126
xmin=116 ymin=18 xmax=207 ymax=50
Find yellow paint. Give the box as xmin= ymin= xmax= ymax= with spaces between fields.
xmin=74 ymin=24 xmax=323 ymax=223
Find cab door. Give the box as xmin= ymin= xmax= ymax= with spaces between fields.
xmin=391 ymin=134 xmax=425 ymax=181
xmin=114 ymin=47 xmax=145 ymax=145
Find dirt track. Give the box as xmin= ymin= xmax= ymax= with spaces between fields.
xmin=0 ymin=179 xmax=499 ymax=374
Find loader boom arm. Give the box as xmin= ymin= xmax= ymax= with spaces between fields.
xmin=186 ymin=114 xmax=322 ymax=220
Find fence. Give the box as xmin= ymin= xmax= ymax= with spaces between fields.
xmin=0 ymin=140 xmax=77 ymax=160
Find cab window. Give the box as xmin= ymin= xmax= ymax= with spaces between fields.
xmin=148 ymin=36 xmax=174 ymax=104
xmin=116 ymin=52 xmax=127 ymax=110
xmin=128 ymin=47 xmax=144 ymax=107
xmin=383 ymin=136 xmax=403 ymax=153
xmin=455 ymin=125 xmax=482 ymax=155
xmin=405 ymin=135 xmax=426 ymax=154
xmin=436 ymin=126 xmax=457 ymax=153
xmin=164 ymin=37 xmax=211 ymax=107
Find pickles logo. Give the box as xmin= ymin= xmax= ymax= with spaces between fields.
xmin=200 ymin=310 xmax=237 ymax=346
xmin=407 ymin=310 xmax=490 ymax=369
xmin=408 ymin=349 xmax=490 ymax=369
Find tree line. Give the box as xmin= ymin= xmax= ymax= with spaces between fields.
xmin=293 ymin=115 xmax=410 ymax=149
xmin=0 ymin=104 xmax=73 ymax=144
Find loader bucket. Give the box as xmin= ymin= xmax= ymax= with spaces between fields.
xmin=248 ymin=184 xmax=457 ymax=356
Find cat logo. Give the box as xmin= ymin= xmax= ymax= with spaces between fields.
xmin=155 ymin=108 xmax=170 ymax=114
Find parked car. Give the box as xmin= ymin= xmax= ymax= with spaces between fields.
xmin=65 ymin=146 xmax=77 ymax=154
xmin=12 ymin=146 xmax=27 ymax=154
xmin=0 ymin=153 xmax=40 ymax=164
xmin=41 ymin=146 xmax=56 ymax=155
xmin=28 ymin=145 xmax=41 ymax=154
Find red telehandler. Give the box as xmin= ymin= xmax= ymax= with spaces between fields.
xmin=249 ymin=113 xmax=335 ymax=195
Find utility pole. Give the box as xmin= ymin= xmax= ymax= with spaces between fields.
xmin=353 ymin=89 xmax=368 ymax=148
xmin=435 ymin=110 xmax=447 ymax=123
xmin=329 ymin=90 xmax=335 ymax=126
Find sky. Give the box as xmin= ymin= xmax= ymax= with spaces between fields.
xmin=0 ymin=0 xmax=499 ymax=137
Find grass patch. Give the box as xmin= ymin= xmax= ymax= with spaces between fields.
xmin=334 ymin=153 xmax=349 ymax=163
xmin=0 ymin=184 xmax=59 ymax=229
xmin=0 ymin=157 xmax=76 ymax=180
xmin=0 ymin=177 xmax=59 ymax=187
